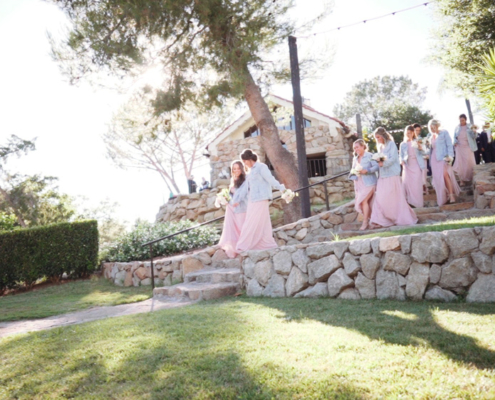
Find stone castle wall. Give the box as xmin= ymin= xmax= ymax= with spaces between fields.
xmin=241 ymin=227 xmax=495 ymax=302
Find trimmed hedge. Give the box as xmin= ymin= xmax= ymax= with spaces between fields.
xmin=0 ymin=220 xmax=98 ymax=291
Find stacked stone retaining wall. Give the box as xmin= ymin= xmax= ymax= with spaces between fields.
xmin=242 ymin=227 xmax=495 ymax=302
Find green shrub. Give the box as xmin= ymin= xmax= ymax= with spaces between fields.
xmin=103 ymin=220 xmax=220 ymax=262
xmin=0 ymin=220 xmax=98 ymax=291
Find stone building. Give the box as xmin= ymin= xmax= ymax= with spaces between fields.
xmin=156 ymin=94 xmax=356 ymax=225
xmin=206 ymin=94 xmax=355 ymax=185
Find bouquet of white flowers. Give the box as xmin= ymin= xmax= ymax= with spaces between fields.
xmin=422 ymin=154 xmax=430 ymax=160
xmin=281 ymin=189 xmax=298 ymax=204
xmin=350 ymin=163 xmax=363 ymax=176
xmin=372 ymin=153 xmax=387 ymax=162
xmin=214 ymin=188 xmax=231 ymax=208
xmin=444 ymin=155 xmax=454 ymax=166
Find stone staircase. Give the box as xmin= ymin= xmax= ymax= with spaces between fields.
xmin=150 ymin=176 xmax=494 ymax=302
xmin=153 ymin=259 xmax=242 ymax=301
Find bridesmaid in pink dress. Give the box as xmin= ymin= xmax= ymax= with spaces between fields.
xmin=428 ymin=119 xmax=461 ymax=205
xmin=370 ymin=127 xmax=418 ymax=228
xmin=350 ymin=139 xmax=378 ymax=230
xmin=453 ymin=114 xmax=477 ymax=185
xmin=235 ymin=149 xmax=286 ymax=253
xmin=400 ymin=125 xmax=426 ymax=208
xmin=218 ymin=161 xmax=248 ymax=258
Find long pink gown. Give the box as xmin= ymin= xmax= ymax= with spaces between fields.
xmin=235 ymin=200 xmax=278 ymax=253
xmin=402 ymin=142 xmax=424 ymax=208
xmin=431 ymin=136 xmax=461 ymax=206
xmin=218 ymin=204 xmax=246 ymax=258
xmin=453 ymin=126 xmax=476 ymax=182
xmin=353 ymin=175 xmax=375 ymax=215
xmin=370 ymin=177 xmax=418 ymax=228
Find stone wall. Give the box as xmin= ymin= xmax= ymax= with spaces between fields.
xmin=473 ymin=163 xmax=495 ymax=209
xmin=102 ymin=247 xmax=235 ymax=287
xmin=155 ymin=177 xmax=355 ymax=224
xmin=209 ymin=125 xmax=354 ymax=183
xmin=273 ymin=201 xmax=358 ymax=246
xmin=242 ymin=227 xmax=495 ymax=302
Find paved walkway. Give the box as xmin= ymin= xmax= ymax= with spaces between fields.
xmin=0 ymin=298 xmax=195 ymax=339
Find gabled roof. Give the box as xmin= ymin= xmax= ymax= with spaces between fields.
xmin=206 ymin=94 xmax=349 ymax=151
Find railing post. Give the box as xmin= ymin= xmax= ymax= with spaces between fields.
xmin=323 ymin=180 xmax=330 ymax=211
xmin=149 ymin=244 xmax=155 ymax=290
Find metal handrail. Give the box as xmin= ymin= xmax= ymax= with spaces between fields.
xmin=142 ymin=169 xmax=350 ymax=288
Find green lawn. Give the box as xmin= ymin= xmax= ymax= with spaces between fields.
xmin=0 ymin=277 xmax=152 ymax=322
xmin=1 ymin=297 xmax=494 ymax=399
xmin=344 ymin=215 xmax=495 ymax=241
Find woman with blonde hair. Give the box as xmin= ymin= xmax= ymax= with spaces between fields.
xmin=400 ymin=125 xmax=427 ymax=208
xmin=428 ymin=119 xmax=460 ymax=205
xmin=217 ymin=160 xmax=249 ymax=258
xmin=370 ymin=127 xmax=417 ymax=228
xmin=235 ymin=149 xmax=286 ymax=253
xmin=349 ymin=139 xmax=378 ymax=230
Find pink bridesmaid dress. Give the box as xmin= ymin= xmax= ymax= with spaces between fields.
xmin=235 ymin=200 xmax=277 ymax=252
xmin=453 ymin=126 xmax=476 ymax=182
xmin=430 ymin=136 xmax=461 ymax=206
xmin=402 ymin=142 xmax=424 ymax=208
xmin=353 ymin=175 xmax=375 ymax=215
xmin=218 ymin=187 xmax=247 ymax=258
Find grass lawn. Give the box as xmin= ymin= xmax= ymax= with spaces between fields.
xmin=0 ymin=276 xmax=152 ymax=322
xmin=1 ymin=297 xmax=494 ymax=399
xmin=344 ymin=215 xmax=495 ymax=241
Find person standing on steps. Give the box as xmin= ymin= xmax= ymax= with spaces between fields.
xmin=218 ymin=161 xmax=249 ymax=258
xmin=400 ymin=125 xmax=427 ymax=209
xmin=235 ymin=149 xmax=286 ymax=253
xmin=369 ymin=127 xmax=417 ymax=229
xmin=349 ymin=139 xmax=378 ymax=231
xmin=453 ymin=114 xmax=477 ymax=186
xmin=414 ymin=123 xmax=430 ymax=194
xmin=428 ymin=119 xmax=461 ymax=206
xmin=479 ymin=123 xmax=493 ymax=164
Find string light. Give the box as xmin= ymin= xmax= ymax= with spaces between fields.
xmin=297 ymin=1 xmax=436 ymax=39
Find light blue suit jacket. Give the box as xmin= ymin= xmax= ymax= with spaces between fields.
xmin=246 ymin=162 xmax=286 ymax=203
xmin=348 ymin=152 xmax=378 ymax=187
xmin=230 ymin=181 xmax=248 ymax=214
xmin=399 ymin=141 xmax=427 ymax=170
xmin=454 ymin=124 xmax=478 ymax=152
xmin=431 ymin=129 xmax=454 ymax=161
xmin=378 ymin=140 xmax=401 ymax=178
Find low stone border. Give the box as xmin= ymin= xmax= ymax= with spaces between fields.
xmin=102 ymin=247 xmax=237 ymax=287
xmin=242 ymin=226 xmax=495 ymax=302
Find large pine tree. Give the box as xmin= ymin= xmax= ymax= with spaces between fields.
xmin=48 ymin=0 xmax=331 ymax=222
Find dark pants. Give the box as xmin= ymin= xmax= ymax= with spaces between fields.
xmin=475 ymin=150 xmax=482 ymax=164
xmin=482 ymin=148 xmax=493 ymax=164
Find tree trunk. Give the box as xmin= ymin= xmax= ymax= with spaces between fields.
xmin=243 ymin=71 xmax=302 ymax=224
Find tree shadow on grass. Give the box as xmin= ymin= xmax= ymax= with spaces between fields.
xmin=243 ymin=297 xmax=495 ymax=371
xmin=0 ymin=303 xmax=366 ymax=399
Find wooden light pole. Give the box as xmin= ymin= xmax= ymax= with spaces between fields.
xmin=288 ymin=35 xmax=311 ymax=219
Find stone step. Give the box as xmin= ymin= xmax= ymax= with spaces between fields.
xmin=184 ymin=268 xmax=241 ymax=284
xmin=439 ymin=201 xmax=474 ymax=212
xmin=154 ymin=281 xmax=240 ymax=301
xmin=417 ymin=213 xmax=448 ymax=223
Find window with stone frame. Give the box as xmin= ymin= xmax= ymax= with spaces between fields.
xmin=306 ymin=153 xmax=327 ymax=177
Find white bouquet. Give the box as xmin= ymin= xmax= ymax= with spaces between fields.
xmin=422 ymin=154 xmax=430 ymax=160
xmin=281 ymin=189 xmax=298 ymax=204
xmin=350 ymin=163 xmax=363 ymax=176
xmin=214 ymin=188 xmax=231 ymax=208
xmin=372 ymin=153 xmax=387 ymax=162
xmin=444 ymin=155 xmax=454 ymax=166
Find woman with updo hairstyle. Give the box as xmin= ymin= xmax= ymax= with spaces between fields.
xmin=428 ymin=119 xmax=460 ymax=205
xmin=218 ymin=160 xmax=249 ymax=258
xmin=370 ymin=127 xmax=417 ymax=228
xmin=400 ymin=125 xmax=427 ymax=208
xmin=234 ymin=149 xmax=286 ymax=253
xmin=349 ymin=139 xmax=378 ymax=230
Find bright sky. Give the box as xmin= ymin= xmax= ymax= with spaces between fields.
xmin=0 ymin=0 xmax=483 ymax=225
